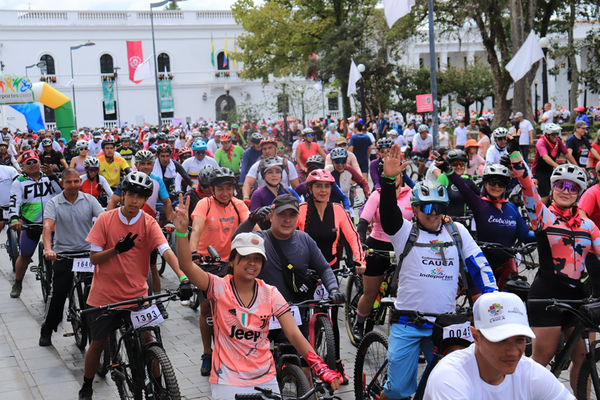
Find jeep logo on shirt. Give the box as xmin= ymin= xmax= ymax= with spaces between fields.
xmin=229 ymin=326 xmax=261 ymax=342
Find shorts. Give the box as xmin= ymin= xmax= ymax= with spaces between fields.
xmin=358 ymin=160 xmax=369 ymax=174
xmin=20 ymin=226 xmax=42 ymax=258
xmin=87 ymin=308 xmax=130 ymax=341
xmin=534 ymin=172 xmax=552 ymax=197
xmin=364 ymin=237 xmax=394 ymax=277
xmin=385 ymin=323 xmax=434 ymax=399
xmin=527 ymin=274 xmax=588 ymax=328
xmin=211 ymin=378 xmax=279 ymax=400
xmin=156 ymin=203 xmax=167 ymax=224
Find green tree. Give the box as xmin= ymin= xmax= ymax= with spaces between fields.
xmin=164 ymin=1 xmax=181 ymax=10
xmin=439 ymin=59 xmax=494 ymax=116
xmin=391 ymin=67 xmax=442 ymax=119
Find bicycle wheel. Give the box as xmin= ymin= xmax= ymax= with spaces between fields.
xmin=278 ymin=363 xmax=311 ymax=399
xmin=110 ymin=327 xmax=142 ymax=400
xmin=517 ymin=247 xmax=539 ymax=284
xmin=70 ymin=281 xmax=88 ymax=350
xmin=157 ymin=252 xmax=167 ymax=276
xmin=97 ymin=343 xmax=111 ymax=377
xmin=314 ymin=314 xmax=336 ymax=370
xmin=345 ymin=274 xmax=364 ymax=347
xmin=9 ymin=228 xmax=19 ymax=272
xmin=577 ymin=346 xmax=600 ymax=400
xmin=189 ymin=290 xmax=201 ymax=311
xmin=354 ymin=331 xmax=388 ymax=400
xmin=144 ymin=346 xmax=181 ymax=400
xmin=38 ymin=244 xmax=51 ymax=303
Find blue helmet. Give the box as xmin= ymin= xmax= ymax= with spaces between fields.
xmin=192 ymin=140 xmax=207 ymax=151
xmin=410 ymin=181 xmax=449 ymax=205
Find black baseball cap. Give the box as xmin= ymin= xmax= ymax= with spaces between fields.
xmin=273 ymin=194 xmax=299 ymax=214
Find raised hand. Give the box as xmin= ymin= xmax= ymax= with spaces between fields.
xmin=382 ymin=144 xmax=403 ymax=178
xmin=173 ymin=193 xmax=190 ymax=233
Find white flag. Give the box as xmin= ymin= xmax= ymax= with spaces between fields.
xmin=65 ymin=79 xmax=74 ymax=88
xmin=133 ymin=55 xmax=155 ymax=81
xmin=505 ymin=30 xmax=545 ymax=82
xmin=384 ymin=0 xmax=416 ymax=29
xmin=314 ymin=81 xmax=322 ymax=92
xmin=347 ymin=59 xmax=362 ymax=97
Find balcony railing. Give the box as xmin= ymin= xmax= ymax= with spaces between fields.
xmin=103 ymin=121 xmax=118 ymax=129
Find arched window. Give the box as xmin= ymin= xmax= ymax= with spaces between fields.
xmin=157 ymin=53 xmax=170 ymax=73
xmin=217 ymin=52 xmax=229 ymax=71
xmin=100 ymin=54 xmax=114 ymax=74
xmin=40 ymin=54 xmax=55 ymax=75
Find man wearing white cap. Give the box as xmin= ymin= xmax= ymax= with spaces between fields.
xmin=424 ymin=292 xmax=574 ymax=399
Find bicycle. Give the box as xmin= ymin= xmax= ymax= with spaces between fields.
xmin=28 ymin=224 xmax=51 ymax=303
xmin=82 ymin=290 xmax=183 ymax=400
xmin=475 ymin=241 xmax=539 ymax=288
xmin=187 ymin=245 xmax=228 ymax=310
xmin=5 ymin=223 xmax=20 ymax=272
xmin=158 ymin=224 xmax=177 ymax=276
xmin=235 ymin=380 xmax=342 ymax=400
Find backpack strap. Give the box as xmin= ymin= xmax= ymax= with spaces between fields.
xmin=444 ymin=220 xmax=473 ymax=307
xmin=389 ymin=222 xmax=420 ymax=296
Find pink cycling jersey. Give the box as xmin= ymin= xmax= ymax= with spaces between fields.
xmin=360 ymin=187 xmax=412 ymax=242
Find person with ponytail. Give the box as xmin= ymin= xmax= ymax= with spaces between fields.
xmin=297 ymin=168 xmax=366 ymax=385
xmin=250 ymin=157 xmax=300 ymax=229
xmin=505 ymin=133 xmax=600 ymax=392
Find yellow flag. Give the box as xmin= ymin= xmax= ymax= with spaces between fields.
xmin=233 ymin=35 xmax=238 ymax=69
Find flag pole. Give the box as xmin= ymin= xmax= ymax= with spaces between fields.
xmin=427 ymin=0 xmax=439 ymax=148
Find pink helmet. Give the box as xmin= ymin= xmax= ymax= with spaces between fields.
xmin=306 ymin=169 xmax=335 ymax=184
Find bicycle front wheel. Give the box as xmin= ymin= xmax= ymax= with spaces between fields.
xmin=69 ymin=282 xmax=88 ymax=350
xmin=278 ymin=363 xmax=311 ymax=399
xmin=354 ymin=331 xmax=389 ymax=400
xmin=345 ymin=274 xmax=364 ymax=347
xmin=314 ymin=314 xmax=336 ymax=370
xmin=109 ymin=327 xmax=142 ymax=400
xmin=577 ymin=347 xmax=600 ymax=400
xmin=9 ymin=228 xmax=19 ymax=272
xmin=38 ymin=244 xmax=51 ymax=303
xmin=144 ymin=346 xmax=181 ymax=400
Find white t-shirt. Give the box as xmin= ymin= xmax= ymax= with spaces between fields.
xmin=367 ymin=132 xmax=376 ymax=154
xmin=540 ymin=110 xmax=554 ymax=130
xmin=0 ymin=165 xmax=18 ymax=207
xmin=518 ymin=119 xmax=535 ymax=145
xmin=424 ymin=345 xmax=574 ymax=400
xmin=247 ymin=158 xmax=299 ymax=188
xmin=404 ymin=129 xmax=416 ymax=143
xmin=325 ymin=131 xmax=340 ymax=150
xmin=485 ymin=145 xmax=507 ymax=166
xmin=207 ymin=138 xmax=221 ymax=155
xmin=439 ymin=130 xmax=450 ymax=148
xmin=412 ymin=134 xmax=433 ymax=154
xmin=454 ymin=126 xmax=468 ymax=147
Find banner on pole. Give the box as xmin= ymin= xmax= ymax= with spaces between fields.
xmin=416 ymin=94 xmax=433 ymax=113
xmin=0 ymin=75 xmax=34 ymax=104
xmin=159 ymin=80 xmax=174 ymax=113
xmin=102 ymin=82 xmax=115 ymax=114
xmin=126 ymin=41 xmax=144 ymax=84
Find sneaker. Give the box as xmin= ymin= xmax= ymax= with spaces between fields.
xmin=78 ymin=385 xmax=93 ymax=400
xmin=352 ymin=321 xmax=364 ymax=343
xmin=201 ymin=353 xmax=212 ymax=376
xmin=39 ymin=325 xmax=52 ymax=347
xmin=156 ymin=302 xmax=169 ymax=319
xmin=10 ymin=281 xmax=22 ymax=298
xmin=180 ymin=299 xmax=191 ymax=307
xmin=336 ymin=361 xmax=349 ymax=385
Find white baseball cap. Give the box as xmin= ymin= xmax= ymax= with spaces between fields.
xmin=388 ymin=129 xmax=398 ymax=136
xmin=231 ymin=233 xmax=267 ymax=260
xmin=473 ymin=292 xmax=535 ymax=342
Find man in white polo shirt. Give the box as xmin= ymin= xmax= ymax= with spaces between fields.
xmin=424 ymin=292 xmax=574 ymax=400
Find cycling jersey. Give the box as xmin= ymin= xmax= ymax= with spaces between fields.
xmin=113 ymin=173 xmax=168 ymax=219
xmin=80 ymin=174 xmax=114 ymax=199
xmin=246 ymin=158 xmax=298 ymax=189
xmin=98 ymin=155 xmax=130 ymax=188
xmin=40 ymin=149 xmax=65 ymax=170
xmin=64 ymin=140 xmax=79 ymax=164
xmin=9 ymin=173 xmax=62 ymax=224
xmin=485 ymin=145 xmax=507 ymax=166
xmin=88 ymin=139 xmax=103 ymax=158
xmin=152 ymin=159 xmax=194 ymax=193
xmin=239 ymin=147 xmax=262 ymax=184
xmin=214 ymin=145 xmax=245 ymax=174
xmin=0 ymin=165 xmax=18 ymax=207
xmin=437 ymin=173 xmax=480 ymax=217
xmin=358 ymin=188 xmax=412 ymax=243
xmin=296 ymin=142 xmax=322 ymax=168
xmin=117 ymin=147 xmax=134 ymax=167
xmin=326 ymin=165 xmax=370 ymax=199
xmin=411 ymin=134 xmax=433 ymax=156
xmin=176 ymin=155 xmax=219 ymax=187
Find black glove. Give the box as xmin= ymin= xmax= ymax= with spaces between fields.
xmin=437 ymin=157 xmax=452 ymax=174
xmin=179 ymin=280 xmax=193 ymax=301
xmin=329 ymin=288 xmax=346 ymax=304
xmin=191 ymin=250 xmax=202 ymax=263
xmin=115 ymin=232 xmax=138 ymax=254
xmin=249 ymin=206 xmax=271 ymax=224
xmin=506 ymin=135 xmax=520 ymax=154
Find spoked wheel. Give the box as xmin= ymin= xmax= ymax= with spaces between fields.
xmin=278 ymin=363 xmax=311 ymax=399
xmin=354 ymin=331 xmax=389 ymax=400
xmin=144 ymin=346 xmax=181 ymax=400
xmin=9 ymin=228 xmax=19 ymax=272
xmin=577 ymin=346 xmax=600 ymax=400
xmin=345 ymin=274 xmax=364 ymax=347
xmin=517 ymin=247 xmax=539 ymax=284
xmin=314 ymin=314 xmax=336 ymax=370
xmin=110 ymin=327 xmax=142 ymax=400
xmin=70 ymin=282 xmax=88 ymax=350
xmin=38 ymin=244 xmax=52 ymax=303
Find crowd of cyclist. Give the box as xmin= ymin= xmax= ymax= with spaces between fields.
xmin=2 ymin=112 xmax=597 ymax=399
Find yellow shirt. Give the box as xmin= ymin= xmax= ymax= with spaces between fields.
xmin=98 ymin=155 xmax=129 ymax=188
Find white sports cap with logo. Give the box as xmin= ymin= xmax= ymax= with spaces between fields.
xmin=231 ymin=232 xmax=267 ymax=260
xmin=473 ymin=292 xmax=536 ymax=342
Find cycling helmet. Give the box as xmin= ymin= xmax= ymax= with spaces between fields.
xmin=76 ymin=139 xmax=88 ymax=150
xmin=70 ymin=130 xmax=78 ymax=136
xmin=376 ymin=137 xmax=394 ymax=150
xmin=544 ymin=123 xmax=562 ymax=136
xmin=166 ymin=134 xmax=176 ymax=142
xmin=410 ymin=181 xmax=449 ymax=205
xmin=306 ymin=169 xmax=335 ymax=184
xmin=231 ymin=124 xmax=239 ymax=129
xmin=220 ymin=133 xmax=232 ymax=142
xmin=446 ymin=149 xmax=468 ymax=164
xmin=328 ymin=123 xmax=337 ymax=130
xmin=306 ymin=155 xmax=325 ymax=170
xmin=260 ymin=137 xmax=277 ymax=147
xmin=209 ymin=167 xmax=236 ymax=187
xmin=101 ymin=138 xmax=115 ymax=148
xmin=120 ymin=135 xmax=131 ymax=142
xmin=157 ymin=133 xmax=167 ymax=141
xmin=250 ymin=132 xmax=264 ymax=144
xmin=21 ymin=145 xmax=32 ymax=152
xmin=135 ymin=149 xmax=155 ymax=162
xmin=83 ymin=157 xmax=101 ymax=168
xmin=303 ymin=128 xmax=314 ymax=135
xmin=417 ymin=124 xmax=429 ymax=133
xmin=122 ymin=171 xmax=154 ymax=198
xmin=156 ymin=143 xmax=173 ymax=155
xmin=483 ymin=164 xmax=511 ymax=183
xmin=179 ymin=147 xmax=191 ymax=157
xmin=492 ymin=127 xmax=508 ymax=140
xmin=330 ymin=147 xmax=348 ymax=161
xmin=192 ymin=140 xmax=208 ymax=151
xmin=260 ymin=157 xmax=284 ymax=178
xmin=191 ymin=131 xmax=202 ymax=139
xmin=199 ymin=165 xmax=216 ymax=186
xmin=550 ymin=164 xmax=587 ymax=192
xmin=41 ymin=138 xmax=53 ymax=147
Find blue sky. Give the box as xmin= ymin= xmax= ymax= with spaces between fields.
xmin=0 ymin=0 xmax=237 ymax=11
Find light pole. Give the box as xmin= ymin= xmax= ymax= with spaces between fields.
xmin=114 ymin=67 xmax=122 ymax=128
xmin=25 ymin=61 xmax=45 ymax=77
xmin=280 ymin=77 xmax=289 ymax=144
xmin=298 ymin=86 xmax=305 ymax=127
xmin=534 ymin=79 xmax=539 ymax=123
xmin=224 ymin=83 xmax=232 ymax=122
xmin=70 ymin=41 xmax=95 ymax=129
xmin=539 ymin=37 xmax=549 ymax=105
xmin=357 ymin=63 xmax=366 ymax=120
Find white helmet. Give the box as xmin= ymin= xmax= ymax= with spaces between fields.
xmin=417 ymin=124 xmax=429 ymax=133
xmin=492 ymin=127 xmax=508 ymax=140
xmin=550 ymin=164 xmax=587 ymax=192
xmin=76 ymin=139 xmax=88 ymax=150
xmin=544 ymin=123 xmax=562 ymax=136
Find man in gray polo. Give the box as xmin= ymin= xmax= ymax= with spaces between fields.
xmin=39 ymin=168 xmax=104 ymax=347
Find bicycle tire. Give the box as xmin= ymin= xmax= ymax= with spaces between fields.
xmin=354 ymin=331 xmax=389 ymax=400
xmin=576 ymin=346 xmax=600 ymax=400
xmin=70 ymin=282 xmax=88 ymax=350
xmin=157 ymin=252 xmax=166 ymax=276
xmin=345 ymin=274 xmax=364 ymax=347
xmin=189 ymin=291 xmax=201 ymax=310
xmin=278 ymin=363 xmax=311 ymax=399
xmin=9 ymin=228 xmax=19 ymax=272
xmin=38 ymin=244 xmax=51 ymax=303
xmin=314 ymin=314 xmax=336 ymax=370
xmin=110 ymin=327 xmax=143 ymax=400
xmin=144 ymin=346 xmax=181 ymax=400
xmin=97 ymin=344 xmax=111 ymax=377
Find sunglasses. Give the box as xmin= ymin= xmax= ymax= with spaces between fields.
xmin=337 ymin=143 xmax=347 ymax=147
xmin=418 ymin=203 xmax=447 ymax=215
xmin=486 ymin=179 xmax=508 ymax=189
xmin=277 ymin=146 xmax=285 ymax=151
xmin=79 ymin=148 xmax=88 ymax=151
xmin=334 ymin=159 xmax=347 ymax=165
xmin=452 ymin=162 xmax=466 ymax=168
xmin=553 ymin=180 xmax=581 ymax=195
xmin=25 ymin=159 xmax=39 ymax=166
xmin=547 ymin=133 xmax=560 ymax=137
xmin=195 ymin=150 xmax=206 ymax=155
xmin=496 ymin=137 xmax=507 ymax=141
xmin=306 ymin=134 xmax=314 ymax=138
xmin=221 ymin=141 xmax=231 ymax=145
xmin=87 ymin=168 xmax=99 ymax=173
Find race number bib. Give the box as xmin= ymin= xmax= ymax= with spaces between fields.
xmin=269 ymin=305 xmax=302 ymax=330
xmin=313 ymin=283 xmax=330 ymax=300
xmin=130 ymin=305 xmax=164 ymax=329
xmin=72 ymin=258 xmax=95 ymax=273
xmin=580 ymin=148 xmax=589 ymax=167
xmin=442 ymin=321 xmax=473 ymax=342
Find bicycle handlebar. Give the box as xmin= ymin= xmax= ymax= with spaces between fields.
xmin=476 ymin=241 xmax=537 ymax=255
xmin=291 ymin=298 xmax=343 ymax=308
xmin=81 ymin=290 xmax=180 ymax=316
xmin=234 ymin=381 xmax=341 ymax=400
xmin=527 ymin=298 xmax=600 ymax=329
xmin=56 ymin=252 xmax=91 ymax=260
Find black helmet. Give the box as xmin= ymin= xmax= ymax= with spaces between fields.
xmin=101 ymin=138 xmax=115 ymax=149
xmin=250 ymin=132 xmax=264 ymax=144
xmin=446 ymin=149 xmax=468 ymax=164
xmin=122 ymin=171 xmax=154 ymax=198
xmin=209 ymin=167 xmax=236 ymax=187
xmin=260 ymin=157 xmax=284 ymax=178
xmin=156 ymin=143 xmax=173 ymax=155
xmin=199 ymin=165 xmax=216 ymax=186
xmin=306 ymin=155 xmax=325 ymax=171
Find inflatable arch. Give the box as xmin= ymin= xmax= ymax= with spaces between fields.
xmin=0 ymin=74 xmax=75 ymax=134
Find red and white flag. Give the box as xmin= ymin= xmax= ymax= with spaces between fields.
xmin=126 ymin=41 xmax=144 ymax=84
